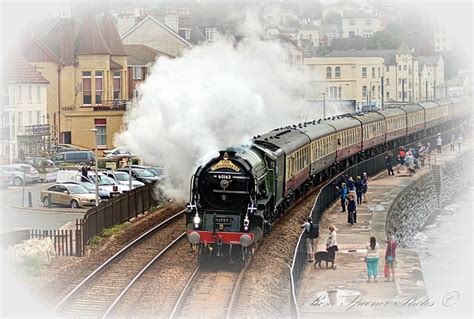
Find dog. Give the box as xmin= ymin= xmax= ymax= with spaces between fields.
xmin=313 ymin=251 xmax=334 ymax=269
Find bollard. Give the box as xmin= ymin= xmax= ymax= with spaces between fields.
xmin=48 ymin=193 xmax=52 ymax=208
xmin=28 ymin=192 xmax=32 ymax=207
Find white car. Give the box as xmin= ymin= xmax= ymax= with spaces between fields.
xmin=103 ymin=170 xmax=144 ymax=189
xmin=104 ymin=147 xmax=133 ymax=159
xmin=87 ymin=172 xmax=130 ymax=194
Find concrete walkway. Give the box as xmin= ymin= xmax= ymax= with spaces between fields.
xmin=296 ymin=136 xmax=474 ymax=318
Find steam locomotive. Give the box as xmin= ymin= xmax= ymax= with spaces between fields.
xmin=185 ymin=97 xmax=472 ymax=261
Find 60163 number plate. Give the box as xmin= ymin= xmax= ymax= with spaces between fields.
xmin=214 ymin=216 xmax=232 ymax=225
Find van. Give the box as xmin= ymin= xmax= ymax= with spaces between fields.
xmin=56 ymin=170 xmax=85 ymax=183
xmin=51 ymin=151 xmax=95 ymax=166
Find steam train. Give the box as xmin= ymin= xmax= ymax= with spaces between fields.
xmin=185 ymin=97 xmax=472 ymax=261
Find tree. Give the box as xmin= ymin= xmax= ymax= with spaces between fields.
xmin=323 ymin=12 xmax=342 ymax=28
xmin=367 ymin=30 xmax=401 ymax=50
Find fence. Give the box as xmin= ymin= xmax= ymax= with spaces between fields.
xmin=0 ymin=229 xmax=76 ymax=256
xmin=289 ymin=129 xmax=459 ymax=319
xmin=77 ymin=182 xmax=158 ymax=256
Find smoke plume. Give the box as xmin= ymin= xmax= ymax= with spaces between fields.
xmin=117 ymin=14 xmax=327 ymax=200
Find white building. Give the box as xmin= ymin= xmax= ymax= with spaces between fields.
xmin=1 ymin=56 xmax=49 ymax=163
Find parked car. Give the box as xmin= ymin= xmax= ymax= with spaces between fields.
xmin=116 ymin=167 xmax=159 ymax=184
xmin=130 ymin=165 xmax=166 ymax=180
xmin=56 ymin=170 xmax=85 ymax=183
xmin=104 ymin=147 xmax=133 ymax=159
xmin=0 ymin=164 xmax=39 ymax=186
xmin=0 ymin=169 xmax=12 ymax=187
xmin=103 ymin=170 xmax=144 ymax=188
xmin=51 ymin=151 xmax=95 ymax=166
xmin=40 ymin=183 xmax=96 ymax=208
xmin=62 ymin=181 xmax=110 ymax=202
xmin=86 ymin=172 xmax=130 ymax=194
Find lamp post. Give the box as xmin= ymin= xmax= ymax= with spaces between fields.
xmin=319 ymin=92 xmax=326 ymax=119
xmin=90 ymin=128 xmax=99 ymax=206
xmin=128 ymin=155 xmax=133 ymax=190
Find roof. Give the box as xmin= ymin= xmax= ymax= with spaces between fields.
xmin=124 ymin=44 xmax=171 ymax=66
xmin=2 ymin=55 xmax=49 ymax=84
xmin=76 ymin=12 xmax=111 ymax=55
xmin=324 ymin=49 xmax=396 ymax=64
xmin=100 ymin=11 xmax=126 ymax=55
xmin=418 ymin=55 xmax=440 ymax=66
xmin=110 ymin=58 xmax=123 ymax=70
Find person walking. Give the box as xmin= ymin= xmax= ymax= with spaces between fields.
xmin=385 ymin=151 xmax=394 ymax=176
xmin=355 ymin=176 xmax=363 ymax=205
xmin=398 ymin=146 xmax=406 ymax=166
xmin=384 ymin=235 xmax=397 ymax=282
xmin=326 ymin=225 xmax=338 ymax=269
xmin=362 ymin=172 xmax=368 ymax=203
xmin=338 ymin=183 xmax=348 ymax=212
xmin=405 ymin=151 xmax=415 ymax=176
xmin=365 ymin=236 xmax=380 ymax=283
xmin=301 ymin=217 xmax=319 ymax=262
xmin=347 ymin=193 xmax=356 ymax=225
xmin=450 ymin=135 xmax=455 ymax=151
xmin=457 ymin=134 xmax=463 ymax=150
xmin=437 ymin=133 xmax=442 ymax=154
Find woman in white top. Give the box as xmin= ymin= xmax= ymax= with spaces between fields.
xmin=326 ymin=225 xmax=338 ymax=269
xmin=365 ymin=236 xmax=380 ymax=282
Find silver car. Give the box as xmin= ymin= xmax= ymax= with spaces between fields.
xmin=0 ymin=164 xmax=39 ymax=186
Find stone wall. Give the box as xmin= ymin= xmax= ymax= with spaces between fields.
xmin=386 ymin=149 xmax=474 ymax=247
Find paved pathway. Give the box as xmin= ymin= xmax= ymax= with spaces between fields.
xmin=296 ymin=135 xmax=474 ymax=318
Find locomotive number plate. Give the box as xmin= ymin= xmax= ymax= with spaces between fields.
xmin=214 ymin=217 xmax=232 ymax=225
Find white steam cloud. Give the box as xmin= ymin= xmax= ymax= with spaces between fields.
xmin=117 ymin=14 xmax=327 ymax=200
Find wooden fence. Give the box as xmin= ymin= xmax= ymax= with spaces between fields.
xmin=1 ymin=229 xmax=77 ymax=256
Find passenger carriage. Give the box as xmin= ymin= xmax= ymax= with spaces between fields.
xmin=378 ymin=107 xmax=406 ymax=148
xmin=322 ymin=117 xmax=362 ymax=168
xmin=398 ymin=104 xmax=425 ymax=142
xmin=351 ymin=112 xmax=386 ymax=156
xmin=418 ymin=101 xmax=442 ymax=135
xmin=435 ymin=99 xmax=454 ymax=126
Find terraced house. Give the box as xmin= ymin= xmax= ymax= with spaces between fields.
xmin=23 ymin=10 xmax=129 ymax=152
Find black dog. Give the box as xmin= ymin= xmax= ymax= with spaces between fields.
xmin=313 ymin=251 xmax=334 ymax=269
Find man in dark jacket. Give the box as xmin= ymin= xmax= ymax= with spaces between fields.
xmin=385 ymin=152 xmax=394 ymax=176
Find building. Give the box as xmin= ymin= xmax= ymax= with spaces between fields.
xmin=299 ymin=27 xmax=320 ymax=47
xmin=341 ymin=14 xmax=383 ymax=38
xmin=1 ymin=56 xmax=49 ymax=163
xmin=124 ymin=44 xmax=172 ymax=102
xmin=305 ymin=43 xmax=445 ymax=108
xmin=433 ymin=27 xmax=453 ymax=52
xmin=436 ymin=71 xmax=471 ymax=98
xmin=23 ymin=11 xmax=129 ymax=151
xmin=417 ymin=55 xmax=444 ymax=101
xmin=322 ymin=0 xmax=360 ymax=18
xmin=304 ymin=55 xmax=384 ymax=109
xmin=121 ymin=15 xmax=192 ymax=57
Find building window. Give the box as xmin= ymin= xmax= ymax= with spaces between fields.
xmin=19 ymin=86 xmax=22 ymax=102
xmin=338 ymin=86 xmax=342 ymax=99
xmin=82 ymin=71 xmax=92 ymax=105
xmin=133 ymin=89 xmax=139 ymax=99
xmin=28 ymin=86 xmax=32 ymax=101
xmin=386 ymin=92 xmax=390 ymax=98
xmin=386 ymin=65 xmax=389 ymax=72
xmin=178 ymin=28 xmax=191 ymax=40
xmin=362 ymin=67 xmax=367 ymax=78
xmin=3 ymin=86 xmax=11 ymax=106
xmin=37 ymin=110 xmax=41 ymax=124
xmin=398 ymin=65 xmax=401 ymax=71
xmin=133 ymin=67 xmax=142 ymax=80
xmin=11 ymin=114 xmax=15 ymax=137
xmin=349 ymin=19 xmax=355 ymax=26
xmin=403 ymin=65 xmax=407 ymax=71
xmin=335 ymin=66 xmax=341 ymax=79
xmin=362 ymin=86 xmax=367 ymax=98
xmin=398 ymin=91 xmax=402 ymax=99
xmin=94 ymin=119 xmax=107 ymax=147
xmin=205 ymin=27 xmax=217 ymax=41
xmin=386 ymin=78 xmax=390 ymax=85
xmin=28 ymin=110 xmax=32 ymax=125
xmin=95 ymin=71 xmax=103 ymax=105
xmin=113 ymin=72 xmax=121 ymax=100
xmin=326 ymin=67 xmax=332 ymax=79
xmin=372 ymin=67 xmax=375 ymax=78
xmin=365 ymin=19 xmax=372 ymax=25
xmin=37 ymin=86 xmax=41 ymax=102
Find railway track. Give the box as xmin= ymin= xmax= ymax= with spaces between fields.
xmin=52 ymin=210 xmax=186 ymax=318
xmin=169 ymin=260 xmax=249 ymax=319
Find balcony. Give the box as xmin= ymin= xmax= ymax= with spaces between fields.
xmin=88 ymin=100 xmax=130 ymax=111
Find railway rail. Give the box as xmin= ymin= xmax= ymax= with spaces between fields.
xmin=52 ymin=209 xmax=186 ymax=318
xmin=169 ymin=260 xmax=249 ymax=319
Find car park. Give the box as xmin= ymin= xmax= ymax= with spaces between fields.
xmin=116 ymin=167 xmax=159 ymax=184
xmin=103 ymin=170 xmax=144 ymax=188
xmin=40 ymin=183 xmax=96 ymax=208
xmin=0 ymin=164 xmax=39 ymax=186
xmin=51 ymin=151 xmax=95 ymax=166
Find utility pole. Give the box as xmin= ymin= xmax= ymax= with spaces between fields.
xmin=425 ymin=80 xmax=428 ymax=101
xmin=381 ymin=76 xmax=384 ymax=110
xmin=433 ymin=81 xmax=436 ymax=99
xmin=319 ymin=93 xmax=326 ymax=119
xmin=90 ymin=128 xmax=99 ymax=207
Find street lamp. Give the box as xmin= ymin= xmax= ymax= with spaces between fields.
xmin=90 ymin=128 xmax=99 ymax=206
xmin=319 ymin=92 xmax=326 ymax=119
